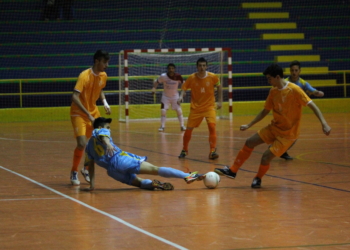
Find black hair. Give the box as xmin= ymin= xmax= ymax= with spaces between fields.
xmin=93 ymin=117 xmax=112 ymax=129
xmin=93 ymin=50 xmax=110 ymax=63
xmin=289 ymin=60 xmax=301 ymax=69
xmin=263 ymin=63 xmax=284 ymax=78
xmin=196 ymin=57 xmax=207 ymax=66
xmin=167 ymin=63 xmax=176 ymax=69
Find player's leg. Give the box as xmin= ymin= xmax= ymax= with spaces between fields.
xmin=70 ymin=116 xmax=89 ymax=185
xmin=158 ymin=95 xmax=169 ymax=132
xmin=280 ymin=139 xmax=297 ymax=160
xmin=131 ymin=177 xmax=175 ymax=190
xmin=106 ymin=168 xmax=173 ymax=190
xmin=79 ymin=122 xmax=95 ymax=183
xmin=252 ymin=135 xmax=295 ymax=188
xmin=171 ymin=98 xmax=186 ymax=131
xmin=178 ymin=112 xmax=203 ymax=158
xmin=205 ymin=110 xmax=218 ymax=159
xmin=215 ymin=130 xmax=267 ymax=178
xmin=139 ymin=161 xmax=205 ymax=184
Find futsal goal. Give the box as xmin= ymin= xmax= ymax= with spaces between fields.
xmin=118 ymin=48 xmax=232 ymax=122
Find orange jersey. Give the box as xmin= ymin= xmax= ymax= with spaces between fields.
xmin=70 ymin=68 xmax=107 ymax=118
xmin=182 ymin=72 xmax=220 ymax=113
xmin=264 ymin=82 xmax=312 ymax=139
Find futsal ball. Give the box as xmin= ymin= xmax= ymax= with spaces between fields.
xmin=204 ymin=172 xmax=220 ymax=189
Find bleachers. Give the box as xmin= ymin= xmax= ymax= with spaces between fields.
xmin=0 ymin=0 xmax=349 ymax=108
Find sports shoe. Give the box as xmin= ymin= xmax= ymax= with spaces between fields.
xmin=70 ymin=171 xmax=80 ymax=186
xmin=80 ymin=168 xmax=90 ymax=183
xmin=178 ymin=150 xmax=188 ymax=158
xmin=251 ymin=177 xmax=262 ymax=188
xmin=209 ymin=148 xmax=219 ymax=159
xmin=184 ymin=171 xmax=206 ymax=184
xmin=214 ymin=166 xmax=236 ymax=179
xmin=158 ymin=127 xmax=165 ymax=132
xmin=280 ymin=152 xmax=293 ymax=160
xmin=152 ymin=179 xmax=174 ymax=190
xmin=180 ymin=126 xmax=186 ymax=131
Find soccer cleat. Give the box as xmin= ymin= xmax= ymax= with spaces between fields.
xmin=209 ymin=148 xmax=219 ymax=159
xmin=180 ymin=126 xmax=186 ymax=131
xmin=178 ymin=150 xmax=188 ymax=158
xmin=251 ymin=177 xmax=262 ymax=188
xmin=280 ymin=152 xmax=293 ymax=160
xmin=80 ymin=168 xmax=90 ymax=183
xmin=184 ymin=171 xmax=206 ymax=184
xmin=158 ymin=127 xmax=165 ymax=132
xmin=214 ymin=166 xmax=236 ymax=179
xmin=152 ymin=179 xmax=174 ymax=190
xmin=70 ymin=171 xmax=80 ymax=186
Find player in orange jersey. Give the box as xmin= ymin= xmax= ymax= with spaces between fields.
xmin=178 ymin=57 xmax=222 ymax=160
xmin=280 ymin=60 xmax=325 ymax=160
xmin=69 ymin=50 xmax=111 ymax=186
xmin=215 ymin=64 xmax=331 ymax=188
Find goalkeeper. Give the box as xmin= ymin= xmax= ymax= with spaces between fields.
xmin=152 ymin=63 xmax=186 ymax=132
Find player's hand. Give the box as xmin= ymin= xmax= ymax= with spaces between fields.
xmin=178 ymin=97 xmax=182 ymax=103
xmin=105 ymin=144 xmax=117 ymax=157
xmin=216 ymin=102 xmax=222 ymax=110
xmin=88 ymin=114 xmax=95 ymax=123
xmin=104 ymin=105 xmax=111 ymax=115
xmin=151 ymin=87 xmax=156 ymax=95
xmin=240 ymin=124 xmax=250 ymax=131
xmin=314 ymin=91 xmax=324 ymax=97
xmin=323 ymin=124 xmax=331 ymax=136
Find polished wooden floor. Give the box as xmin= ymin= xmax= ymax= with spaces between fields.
xmin=1 ymin=113 xmax=350 ymax=250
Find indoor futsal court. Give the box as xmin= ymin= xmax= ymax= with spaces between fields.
xmin=1 ymin=0 xmax=350 ymax=249
xmin=1 ymin=113 xmax=349 ymax=249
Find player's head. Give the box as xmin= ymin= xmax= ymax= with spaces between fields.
xmin=93 ymin=50 xmax=110 ymax=73
xmin=289 ymin=60 xmax=301 ymax=82
xmin=263 ymin=64 xmax=284 ymax=86
xmin=196 ymin=57 xmax=208 ymax=72
xmin=93 ymin=117 xmax=112 ymax=129
xmin=167 ymin=63 xmax=176 ymax=75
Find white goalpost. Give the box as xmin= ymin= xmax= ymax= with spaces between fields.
xmin=118 ymin=48 xmax=233 ymax=122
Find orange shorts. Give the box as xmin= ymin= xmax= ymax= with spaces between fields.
xmin=258 ymin=125 xmax=296 ymax=157
xmin=71 ymin=115 xmax=94 ymax=138
xmin=187 ymin=109 xmax=217 ymax=128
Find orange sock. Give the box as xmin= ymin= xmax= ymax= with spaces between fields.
xmin=71 ymin=148 xmax=84 ymax=172
xmin=256 ymin=164 xmax=270 ymax=179
xmin=183 ymin=129 xmax=192 ymax=152
xmin=230 ymin=144 xmax=254 ymax=172
xmin=208 ymin=123 xmax=216 ymax=152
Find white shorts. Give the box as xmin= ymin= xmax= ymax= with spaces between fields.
xmin=161 ymin=95 xmax=181 ymax=110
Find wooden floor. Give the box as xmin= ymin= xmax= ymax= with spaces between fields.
xmin=1 ymin=113 xmax=350 ymax=250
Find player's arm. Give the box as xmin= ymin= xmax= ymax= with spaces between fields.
xmin=307 ymin=101 xmax=331 ymax=135
xmin=304 ymin=82 xmax=324 ymax=97
xmin=152 ymin=79 xmax=158 ymax=94
xmin=178 ymin=89 xmax=186 ymax=103
xmin=99 ymin=135 xmax=116 ymax=156
xmin=100 ymin=90 xmax=111 ymax=115
xmin=72 ymin=91 xmax=95 ymax=122
xmin=240 ymin=109 xmax=270 ymax=131
xmin=81 ymin=159 xmax=95 ymax=191
xmin=216 ymin=84 xmax=222 ymax=110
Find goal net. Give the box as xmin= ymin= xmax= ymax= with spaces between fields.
xmin=118 ymin=48 xmax=232 ymax=122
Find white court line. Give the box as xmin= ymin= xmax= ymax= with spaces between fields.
xmin=0 ymin=166 xmax=188 ymax=250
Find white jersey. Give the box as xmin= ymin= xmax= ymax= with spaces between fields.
xmin=157 ymin=73 xmax=183 ymax=98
